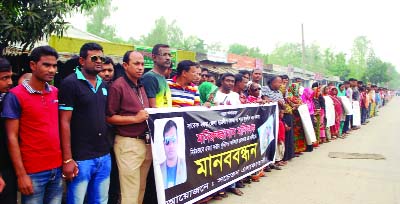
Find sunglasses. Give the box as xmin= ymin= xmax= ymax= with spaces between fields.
xmin=90 ymin=55 xmax=106 ymax=63
xmin=201 ymin=74 xmax=208 ymax=77
xmin=164 ymin=137 xmax=176 ymax=145
xmin=252 ymin=87 xmax=261 ymax=91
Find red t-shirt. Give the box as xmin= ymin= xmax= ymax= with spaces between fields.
xmin=2 ymin=84 xmax=62 ymax=173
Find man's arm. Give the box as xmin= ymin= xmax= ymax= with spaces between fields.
xmin=6 ymin=119 xmax=33 ymax=195
xmin=59 ymin=110 xmax=78 ymax=181
xmin=141 ymin=74 xmax=158 ymax=108
xmin=107 ymin=110 xmax=148 ymax=125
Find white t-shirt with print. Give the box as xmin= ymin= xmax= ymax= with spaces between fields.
xmin=214 ymin=90 xmax=241 ymax=106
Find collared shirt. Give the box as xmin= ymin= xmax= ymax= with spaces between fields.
xmin=107 ymin=75 xmax=150 ymax=137
xmin=261 ymin=85 xmax=284 ymax=102
xmin=58 ymin=68 xmax=111 ymax=161
xmin=167 ymin=77 xmax=200 ymax=107
xmin=1 ymin=82 xmax=61 ymax=174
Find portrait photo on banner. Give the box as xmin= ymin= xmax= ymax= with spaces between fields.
xmin=258 ymin=113 xmax=275 ymax=155
xmin=152 ymin=117 xmax=187 ymax=190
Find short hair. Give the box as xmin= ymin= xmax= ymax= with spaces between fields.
xmin=30 ymin=46 xmax=59 ymax=62
xmin=357 ymin=81 xmax=363 ymax=85
xmin=163 ymin=120 xmax=177 ymax=140
xmin=0 ymin=57 xmax=12 ymax=72
xmin=123 ymin=50 xmax=134 ymax=63
xmin=220 ymin=73 xmax=235 ymax=82
xmin=201 ymin=67 xmax=209 ymax=73
xmin=344 ymin=81 xmax=350 ymax=85
xmin=267 ymin=75 xmax=282 ymax=86
xmin=152 ymin=44 xmax=170 ymax=55
xmin=239 ymin=70 xmax=251 ymax=77
xmin=79 ymin=42 xmax=103 ymax=59
xmin=348 ymin=78 xmax=357 ymax=82
xmin=252 ymin=68 xmax=262 ymax=73
xmin=280 ymin=74 xmax=289 ymax=80
xmin=359 ymin=86 xmax=365 ymax=92
xmin=234 ymin=73 xmax=244 ymax=85
xmin=104 ymin=57 xmax=115 ymax=66
xmin=176 ymin=60 xmax=197 ymax=76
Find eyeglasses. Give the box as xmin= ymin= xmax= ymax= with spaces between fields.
xmin=164 ymin=137 xmax=176 ymax=145
xmin=90 ymin=55 xmax=105 ymax=63
xmin=132 ymin=62 xmax=145 ymax=66
xmin=156 ymin=53 xmax=173 ymax=57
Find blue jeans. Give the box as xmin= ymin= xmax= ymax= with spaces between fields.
xmin=22 ymin=167 xmax=63 ymax=204
xmin=67 ymin=154 xmax=111 ymax=204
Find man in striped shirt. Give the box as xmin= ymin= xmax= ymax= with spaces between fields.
xmin=167 ymin=60 xmax=200 ymax=107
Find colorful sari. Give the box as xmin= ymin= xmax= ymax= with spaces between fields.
xmin=329 ymin=87 xmax=343 ymax=137
xmin=287 ymin=83 xmax=306 ymax=153
xmin=280 ymin=85 xmax=296 ymax=161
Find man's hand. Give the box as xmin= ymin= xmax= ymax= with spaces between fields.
xmin=0 ymin=176 xmax=5 ymax=193
xmin=136 ymin=110 xmax=149 ymax=123
xmin=62 ymin=160 xmax=79 ymax=181
xmin=17 ymin=174 xmax=33 ymax=195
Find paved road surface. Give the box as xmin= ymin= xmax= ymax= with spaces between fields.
xmin=212 ymin=97 xmax=400 ymax=204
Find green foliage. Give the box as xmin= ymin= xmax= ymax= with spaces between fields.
xmin=268 ymin=43 xmax=303 ymax=67
xmin=0 ymin=0 xmax=103 ymax=53
xmin=348 ymin=36 xmax=371 ymax=79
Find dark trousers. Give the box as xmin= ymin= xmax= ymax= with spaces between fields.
xmin=343 ymin=115 xmax=352 ymax=133
xmin=361 ymin=107 xmax=368 ymax=124
xmin=283 ymin=113 xmax=295 ymax=161
xmin=0 ymin=167 xmax=17 ymax=204
xmin=108 ymin=149 xmax=121 ymax=204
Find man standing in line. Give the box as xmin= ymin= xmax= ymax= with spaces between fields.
xmin=0 ymin=57 xmax=16 ymax=203
xmin=141 ymin=44 xmax=173 ymax=204
xmin=107 ymin=51 xmax=152 ymax=204
xmin=2 ymin=46 xmax=63 ymax=203
xmin=141 ymin=44 xmax=173 ymax=108
xmin=98 ymin=57 xmax=115 ymax=86
xmin=167 ymin=60 xmax=200 ymax=107
xmin=59 ymin=42 xmax=112 ymax=204
xmin=214 ymin=73 xmax=241 ymax=106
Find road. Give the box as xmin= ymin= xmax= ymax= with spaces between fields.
xmin=212 ymin=97 xmax=400 ymax=204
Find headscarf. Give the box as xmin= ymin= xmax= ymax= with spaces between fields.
xmin=198 ymin=82 xmax=218 ymax=105
xmin=330 ymin=87 xmax=339 ymax=97
xmin=301 ymin=88 xmax=315 ymax=114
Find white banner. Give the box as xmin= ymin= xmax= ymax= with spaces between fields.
xmin=298 ymin=104 xmax=317 ymax=145
xmin=352 ymin=101 xmax=361 ymax=126
xmin=339 ymin=96 xmax=353 ymax=115
xmin=323 ymin=96 xmax=335 ymax=127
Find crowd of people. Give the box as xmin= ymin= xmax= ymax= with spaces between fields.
xmin=0 ymin=42 xmax=394 ymax=204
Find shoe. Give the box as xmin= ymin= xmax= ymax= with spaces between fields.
xmin=263 ymin=166 xmax=271 ymax=172
xmin=270 ymin=164 xmax=282 ymax=170
xmin=228 ymin=188 xmax=243 ymax=196
xmin=236 ymin=181 xmax=245 ymax=188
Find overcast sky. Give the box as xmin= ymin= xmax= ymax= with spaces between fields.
xmin=68 ymin=0 xmax=400 ymax=71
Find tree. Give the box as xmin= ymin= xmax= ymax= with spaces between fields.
xmin=140 ymin=17 xmax=185 ymax=49
xmin=228 ymin=43 xmax=250 ymax=55
xmin=348 ymin=36 xmax=371 ymax=79
xmin=182 ymin=36 xmax=206 ymax=53
xmin=85 ymin=0 xmax=119 ymax=42
xmin=269 ymin=43 xmax=303 ymax=67
xmin=0 ymin=0 xmax=103 ymax=55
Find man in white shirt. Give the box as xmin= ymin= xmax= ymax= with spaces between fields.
xmin=214 ymin=73 xmax=241 ymax=106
